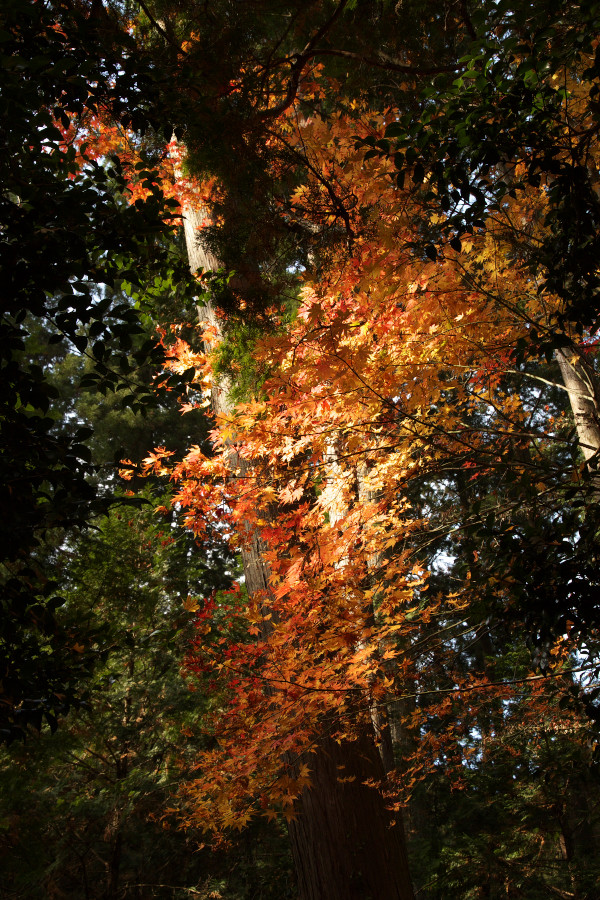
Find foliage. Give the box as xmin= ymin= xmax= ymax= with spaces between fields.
xmin=124 ymin=0 xmax=476 ymax=317
xmin=379 ymin=0 xmax=600 ymax=336
xmin=6 ymin=0 xmax=600 ymax=896
xmin=128 ymin=14 xmax=600 ymax=893
xmin=0 ymin=0 xmax=198 ymax=740
xmin=0 ymin=502 xmax=295 ymax=899
xmin=144 ymin=95 xmax=598 ymax=825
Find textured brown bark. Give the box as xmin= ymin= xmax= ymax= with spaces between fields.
xmin=288 ymin=730 xmax=414 ymax=900
xmin=182 ymin=201 xmax=414 ymax=900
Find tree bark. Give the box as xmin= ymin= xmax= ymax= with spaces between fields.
xmin=555 ymin=347 xmax=600 ymax=464
xmin=181 ymin=201 xmax=415 ymax=900
xmin=288 ymin=731 xmax=413 ymax=900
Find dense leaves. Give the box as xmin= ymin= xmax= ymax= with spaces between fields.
xmin=0 ymin=502 xmax=294 ymax=899
xmin=126 ymin=6 xmax=600 ymax=894
xmin=379 ymin=0 xmax=600 ymax=336
xmin=0 ymin=0 xmax=197 ymax=740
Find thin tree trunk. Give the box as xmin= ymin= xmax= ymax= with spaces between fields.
xmin=107 ymin=829 xmax=122 ymax=900
xmin=181 ymin=201 xmax=415 ymax=899
xmin=555 ymin=347 xmax=600 ymax=464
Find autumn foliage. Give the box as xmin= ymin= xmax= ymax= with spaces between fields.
xmin=7 ymin=1 xmax=600 ymax=897
xmin=134 ymin=90 xmax=599 ymax=834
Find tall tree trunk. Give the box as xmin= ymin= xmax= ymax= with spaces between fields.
xmin=555 ymin=347 xmax=600 ymax=465
xmin=181 ymin=202 xmax=415 ymax=899
xmin=287 ymin=730 xmax=413 ymax=900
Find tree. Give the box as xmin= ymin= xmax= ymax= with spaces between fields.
xmin=150 ymin=82 xmax=600 ymax=900
xmin=0 ymin=501 xmax=296 ymax=900
xmin=172 ymin=177 xmax=415 ymax=899
xmin=0 ymin=243 xmax=293 ymax=898
xmin=116 ymin=6 xmax=482 ymax=895
xmin=0 ymin=0 xmax=197 ymax=740
xmin=16 ymin=2 xmax=600 ymax=897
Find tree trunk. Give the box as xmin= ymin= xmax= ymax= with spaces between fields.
xmin=181 ymin=201 xmax=415 ymax=899
xmin=288 ymin=731 xmax=413 ymax=900
xmin=555 ymin=347 xmax=600 ymax=464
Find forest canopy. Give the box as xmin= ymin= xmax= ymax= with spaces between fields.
xmin=2 ymin=1 xmax=600 ymax=898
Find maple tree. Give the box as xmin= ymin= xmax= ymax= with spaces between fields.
xmin=137 ymin=103 xmax=598 ymax=900
xmin=155 ymin=97 xmax=592 ymax=782
xmin=116 ymin=2 xmax=600 ymax=896
xmin=9 ymin=0 xmax=600 ymax=897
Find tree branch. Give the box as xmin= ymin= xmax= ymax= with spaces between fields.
xmin=303 ymin=47 xmax=462 ymax=77
xmin=135 ymin=0 xmax=188 ymax=56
